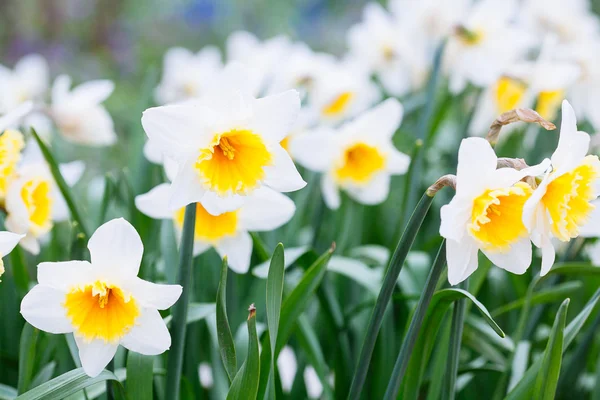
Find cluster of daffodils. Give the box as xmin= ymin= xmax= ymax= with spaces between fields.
xmin=441 ymin=101 xmax=600 ymax=284
xmin=0 ymin=54 xmax=117 ymax=146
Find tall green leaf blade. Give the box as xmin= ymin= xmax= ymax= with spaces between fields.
xmin=266 ymin=243 xmax=285 ymax=399
xmin=534 ymin=298 xmax=569 ymax=400
xmin=15 ymin=369 xmax=120 ymax=400
xmin=126 ymin=352 xmax=154 ymax=400
xmin=0 ymin=384 xmax=17 ymax=400
xmin=217 ymin=257 xmax=237 ymax=383
xmin=227 ymin=306 xmax=260 ymax=400
xmin=18 ymin=324 xmax=39 ymax=394
xmin=29 ymin=362 xmax=56 ymax=390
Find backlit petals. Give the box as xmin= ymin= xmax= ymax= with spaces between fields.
xmin=126 ymin=278 xmax=182 ymax=310
xmin=135 ymin=183 xmax=174 ymax=220
xmin=75 ymin=336 xmax=119 ymax=378
xmin=238 ymin=188 xmax=295 ymax=232
xmin=21 ymin=285 xmax=73 ymax=334
xmin=447 ymin=238 xmax=479 ymax=286
xmin=37 ymin=261 xmax=94 ymax=291
xmin=0 ymin=231 xmax=24 ymax=256
xmin=481 ymin=237 xmax=532 ymax=274
xmin=120 ymin=308 xmax=172 ymax=355
xmin=249 ymin=90 xmax=300 ymax=142
xmin=215 ymin=232 xmax=253 ymax=274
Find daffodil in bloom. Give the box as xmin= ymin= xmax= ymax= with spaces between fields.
xmin=135 ymin=185 xmax=295 ymax=273
xmin=440 ymin=137 xmax=550 ymax=285
xmin=50 ymin=75 xmax=117 ymax=146
xmin=154 ymin=46 xmax=223 ymax=105
xmin=523 ymin=100 xmax=600 ymax=275
xmin=293 ymin=98 xmax=409 ymax=209
xmin=0 ymin=129 xmax=25 ymax=202
xmin=141 ymin=63 xmax=305 ymax=215
xmin=0 ymin=231 xmax=25 ymax=279
xmin=0 ymin=54 xmax=48 ymax=114
xmin=20 ymin=218 xmax=182 ymax=377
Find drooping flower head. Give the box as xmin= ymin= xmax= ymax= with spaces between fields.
xmin=440 ymin=137 xmax=550 ymax=285
xmin=141 ymin=63 xmax=306 ymax=215
xmin=293 ymin=98 xmax=409 ymax=209
xmin=20 ymin=218 xmax=182 ymax=377
xmin=523 ymin=100 xmax=600 ymax=275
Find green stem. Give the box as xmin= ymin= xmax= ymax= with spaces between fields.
xmin=348 ymin=192 xmax=435 ymax=399
xmin=165 ymin=203 xmax=197 ymax=399
xmin=383 ymin=240 xmax=447 ymax=399
xmin=106 ymin=359 xmax=114 ymax=400
xmin=442 ymin=279 xmax=468 ymax=400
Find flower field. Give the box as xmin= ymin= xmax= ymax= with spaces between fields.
xmin=2 ymin=0 xmax=600 ymax=399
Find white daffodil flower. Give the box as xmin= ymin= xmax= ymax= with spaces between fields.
xmin=20 ymin=218 xmax=182 ymax=377
xmin=277 ymin=346 xmax=298 ymax=393
xmin=445 ymin=0 xmax=533 ymax=94
xmin=308 ymin=60 xmax=380 ymax=126
xmin=135 ymin=185 xmax=295 ymax=273
xmin=5 ymin=141 xmax=84 ymax=254
xmin=0 ymin=129 xmax=25 ymax=202
xmin=347 ymin=2 xmax=428 ymax=96
xmin=141 ymin=63 xmax=305 ymax=215
xmin=523 ymin=100 xmax=600 ymax=275
xmin=155 ymin=46 xmax=223 ymax=105
xmin=50 ymin=75 xmax=117 ymax=146
xmin=293 ymin=98 xmax=409 ymax=209
xmin=0 ymin=101 xmax=34 ymax=132
xmin=226 ymin=31 xmax=291 ymax=94
xmin=0 ymin=54 xmax=48 ymax=114
xmin=440 ymin=137 xmax=550 ymax=285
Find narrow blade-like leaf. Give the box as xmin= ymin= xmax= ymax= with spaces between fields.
xmin=217 ymin=257 xmax=237 ymax=383
xmin=126 ymin=352 xmax=154 ymax=400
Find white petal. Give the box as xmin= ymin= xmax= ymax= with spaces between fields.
xmin=168 ymin=161 xmax=207 ymax=210
xmin=200 ymin=191 xmax=245 ymax=216
xmin=15 ymin=54 xmax=49 ymax=97
xmin=540 ymin=234 xmax=556 ymax=276
xmin=551 ymin=100 xmax=590 ymax=173
xmin=135 ymin=184 xmax=174 ymax=220
xmin=386 ymin=149 xmax=410 ymax=174
xmin=263 ymin=146 xmax=306 ymax=192
xmin=75 ymin=336 xmax=118 ymax=378
xmin=522 ymin=177 xmax=550 ymax=232
xmin=143 ymin=140 xmax=163 ymax=164
xmin=290 ymin=128 xmax=337 ymax=172
xmin=238 ymin=188 xmax=295 ymax=231
xmin=249 ymin=90 xmax=300 ymax=142
xmin=69 ymin=80 xmax=114 ymax=105
xmin=126 ymin=278 xmax=182 ymax=310
xmin=350 ymin=98 xmax=403 ymax=141
xmin=52 ymin=193 xmax=70 ymax=222
xmin=20 ymin=285 xmax=73 ymax=334
xmin=321 ymin=174 xmax=341 ymax=210
xmin=19 ymin=234 xmax=40 ymax=255
xmin=0 ymin=231 xmax=24 ymax=256
xmin=482 ymin=237 xmax=532 ymax=275
xmin=345 ymin=174 xmax=390 ymax=205
xmin=580 ymin=202 xmax=600 ymax=237
xmin=446 ymin=238 xmax=478 ymax=286
xmin=37 ymin=260 xmax=94 ymax=291
xmin=455 ymin=137 xmax=497 ymax=191
xmin=88 ymin=218 xmax=143 ymax=278
xmin=440 ymin=196 xmax=471 ymax=242
xmin=51 ymin=75 xmax=71 ymax=104
xmin=215 ymin=233 xmax=253 ymax=274
xmin=59 ymin=161 xmax=85 ymax=187
xmin=0 ymin=101 xmax=34 ymax=132
xmin=120 ymin=308 xmax=171 ymax=355
xmin=193 ymin=240 xmax=212 ymax=257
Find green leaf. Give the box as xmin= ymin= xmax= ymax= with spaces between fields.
xmin=126 ymin=352 xmax=153 ymax=399
xmin=534 ymin=298 xmax=569 ymax=400
xmin=0 ymin=384 xmax=17 ymax=400
xmin=266 ymin=244 xmax=285 ymax=399
xmin=29 ymin=362 xmax=56 ymax=390
xmin=275 ymin=244 xmax=334 ymax=355
xmin=163 ymin=303 xmax=215 ymax=326
xmin=442 ymin=280 xmax=468 ymax=400
xmin=349 ymin=192 xmax=434 ymax=399
xmin=18 ymin=324 xmax=39 ymax=394
xmin=491 ymin=281 xmax=583 ymax=317
xmin=227 ymin=306 xmax=260 ymax=400
xmin=217 ymin=257 xmax=237 ymax=383
xmin=165 ymin=203 xmax=196 ymax=400
xmin=296 ymin=315 xmax=334 ymax=399
xmin=506 ymin=287 xmax=600 ymax=399
xmin=15 ymin=368 xmax=120 ymax=400
xmin=30 ymin=128 xmax=90 ymax=238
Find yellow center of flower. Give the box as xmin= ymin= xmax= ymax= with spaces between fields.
xmin=0 ymin=130 xmax=25 ymax=199
xmin=468 ymin=182 xmax=533 ymax=252
xmin=542 ymin=155 xmax=600 ymax=241
xmin=335 ymin=143 xmax=386 ymax=184
xmin=494 ymin=77 xmax=527 ymax=114
xmin=174 ymin=203 xmax=238 ymax=243
xmin=194 ymin=129 xmax=273 ymax=196
xmin=323 ymin=92 xmax=354 ymax=117
xmin=456 ymin=26 xmax=485 ymax=46
xmin=280 ymin=136 xmax=291 ymax=154
xmin=536 ymin=90 xmax=563 ymax=121
xmin=64 ymin=281 xmax=139 ymax=343
xmin=382 ymin=45 xmax=396 ymax=62
xmin=20 ymin=178 xmax=54 ymax=235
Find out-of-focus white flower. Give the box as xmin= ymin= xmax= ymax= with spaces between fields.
xmin=198 ymin=362 xmax=214 ymax=389
xmin=226 ymin=31 xmax=291 ymax=94
xmin=445 ymin=0 xmax=533 ymax=94
xmin=141 ymin=63 xmax=305 ymax=215
xmin=523 ymin=101 xmax=600 ymax=275
xmin=0 ymin=101 xmax=34 ymax=132
xmin=277 ymin=346 xmax=297 ymax=393
xmin=154 ymin=46 xmax=223 ymax=105
xmin=0 ymin=54 xmax=48 ymax=113
xmin=304 ymin=366 xmax=323 ymax=399
xmin=50 ymin=75 xmax=117 ymax=146
xmin=0 ymin=129 xmax=25 ymax=202
xmin=347 ymin=2 xmax=428 ymax=96
xmin=441 ymin=137 xmax=550 ymax=285
xmin=293 ymin=99 xmax=409 ymax=209
xmin=135 ymin=185 xmax=295 ymax=273
xmin=20 ymin=218 xmax=182 ymax=377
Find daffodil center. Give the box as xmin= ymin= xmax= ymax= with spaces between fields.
xmin=542 ymin=155 xmax=600 ymax=241
xmin=536 ymin=90 xmax=563 ymax=121
xmin=0 ymin=130 xmax=24 ymax=199
xmin=21 ymin=178 xmax=53 ymax=234
xmin=468 ymin=182 xmax=532 ymax=252
xmin=494 ymin=77 xmax=527 ymax=114
xmin=194 ymin=129 xmax=273 ymax=196
xmin=323 ymin=92 xmax=354 ymax=117
xmin=174 ymin=203 xmax=238 ymax=243
xmin=335 ymin=143 xmax=386 ymax=184
xmin=64 ymin=281 xmax=139 ymax=343
xmin=456 ymin=26 xmax=485 ymax=46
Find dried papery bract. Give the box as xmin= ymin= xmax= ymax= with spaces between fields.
xmin=426 ymin=174 xmax=456 ymax=196
xmin=486 ymin=108 xmax=556 ymax=146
